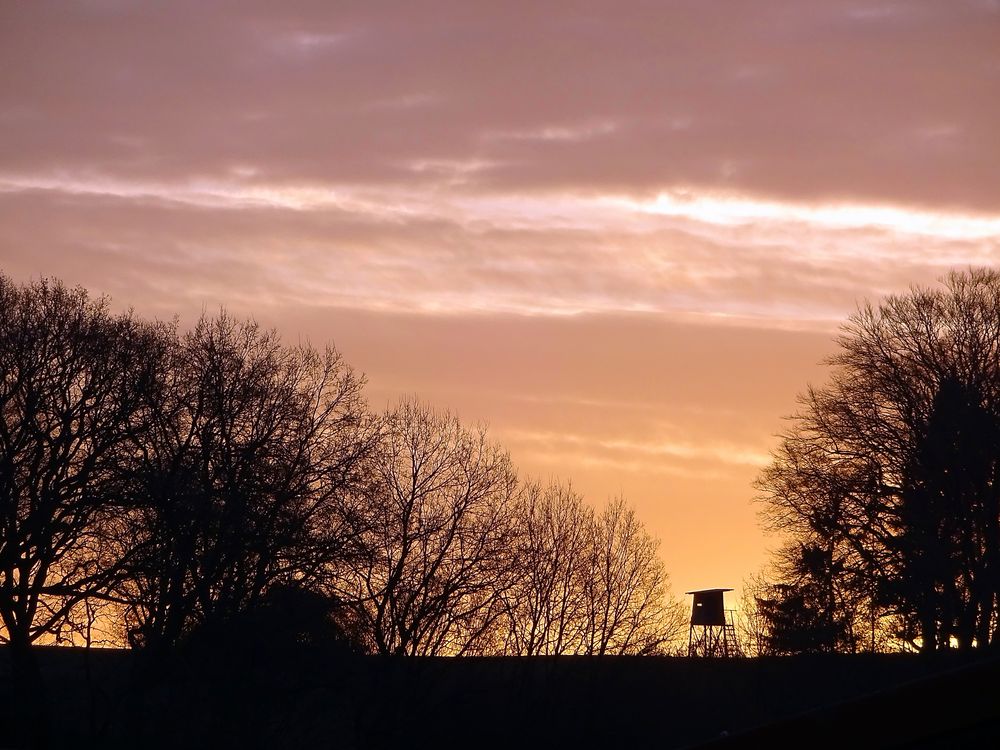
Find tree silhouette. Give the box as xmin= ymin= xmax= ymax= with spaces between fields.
xmin=0 ymin=269 xmax=687 ymax=722
xmin=502 ymin=484 xmax=683 ymax=655
xmin=502 ymin=481 xmax=593 ymax=655
xmin=581 ymin=498 xmax=683 ymax=655
xmin=755 ymin=543 xmax=855 ymax=655
xmin=894 ymin=376 xmax=999 ymax=651
xmin=0 ymin=274 xmax=161 ymax=743
xmin=758 ymin=269 xmax=1000 ymax=652
xmin=334 ymin=399 xmax=519 ymax=656
xmin=113 ymin=313 xmax=374 ymax=653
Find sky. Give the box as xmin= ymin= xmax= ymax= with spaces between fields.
xmin=1 ymin=0 xmax=999 ymax=604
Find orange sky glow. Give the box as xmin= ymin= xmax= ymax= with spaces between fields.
xmin=1 ymin=0 xmax=998 ymax=604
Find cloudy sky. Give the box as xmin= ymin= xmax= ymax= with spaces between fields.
xmin=2 ymin=0 xmax=998 ymax=599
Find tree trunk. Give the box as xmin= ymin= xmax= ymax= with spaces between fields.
xmin=8 ymin=634 xmax=49 ymax=749
xmin=919 ymin=608 xmax=937 ymax=654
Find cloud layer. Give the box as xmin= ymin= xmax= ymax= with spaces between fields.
xmin=3 ymin=1 xmax=999 ymax=205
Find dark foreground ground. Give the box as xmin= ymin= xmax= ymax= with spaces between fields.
xmin=1 ymin=645 xmax=998 ymax=749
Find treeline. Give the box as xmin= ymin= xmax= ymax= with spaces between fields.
xmin=0 ymin=273 xmax=683 ymax=684
xmin=749 ymin=269 xmax=1000 ymax=655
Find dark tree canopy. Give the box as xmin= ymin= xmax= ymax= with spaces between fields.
xmin=757 ymin=269 xmax=1000 ymax=653
xmin=753 ymin=543 xmax=857 ymax=655
xmin=114 ymin=313 xmax=375 ymax=651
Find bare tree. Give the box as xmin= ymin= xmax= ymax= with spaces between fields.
xmin=499 ymin=485 xmax=682 ymax=657
xmin=501 ymin=480 xmax=593 ymax=655
xmin=581 ymin=497 xmax=684 ymax=655
xmin=115 ymin=313 xmax=374 ymax=652
xmin=336 ymin=399 xmax=518 ymax=656
xmin=737 ymin=574 xmax=773 ymax=657
xmin=0 ymin=274 xmax=161 ymax=740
